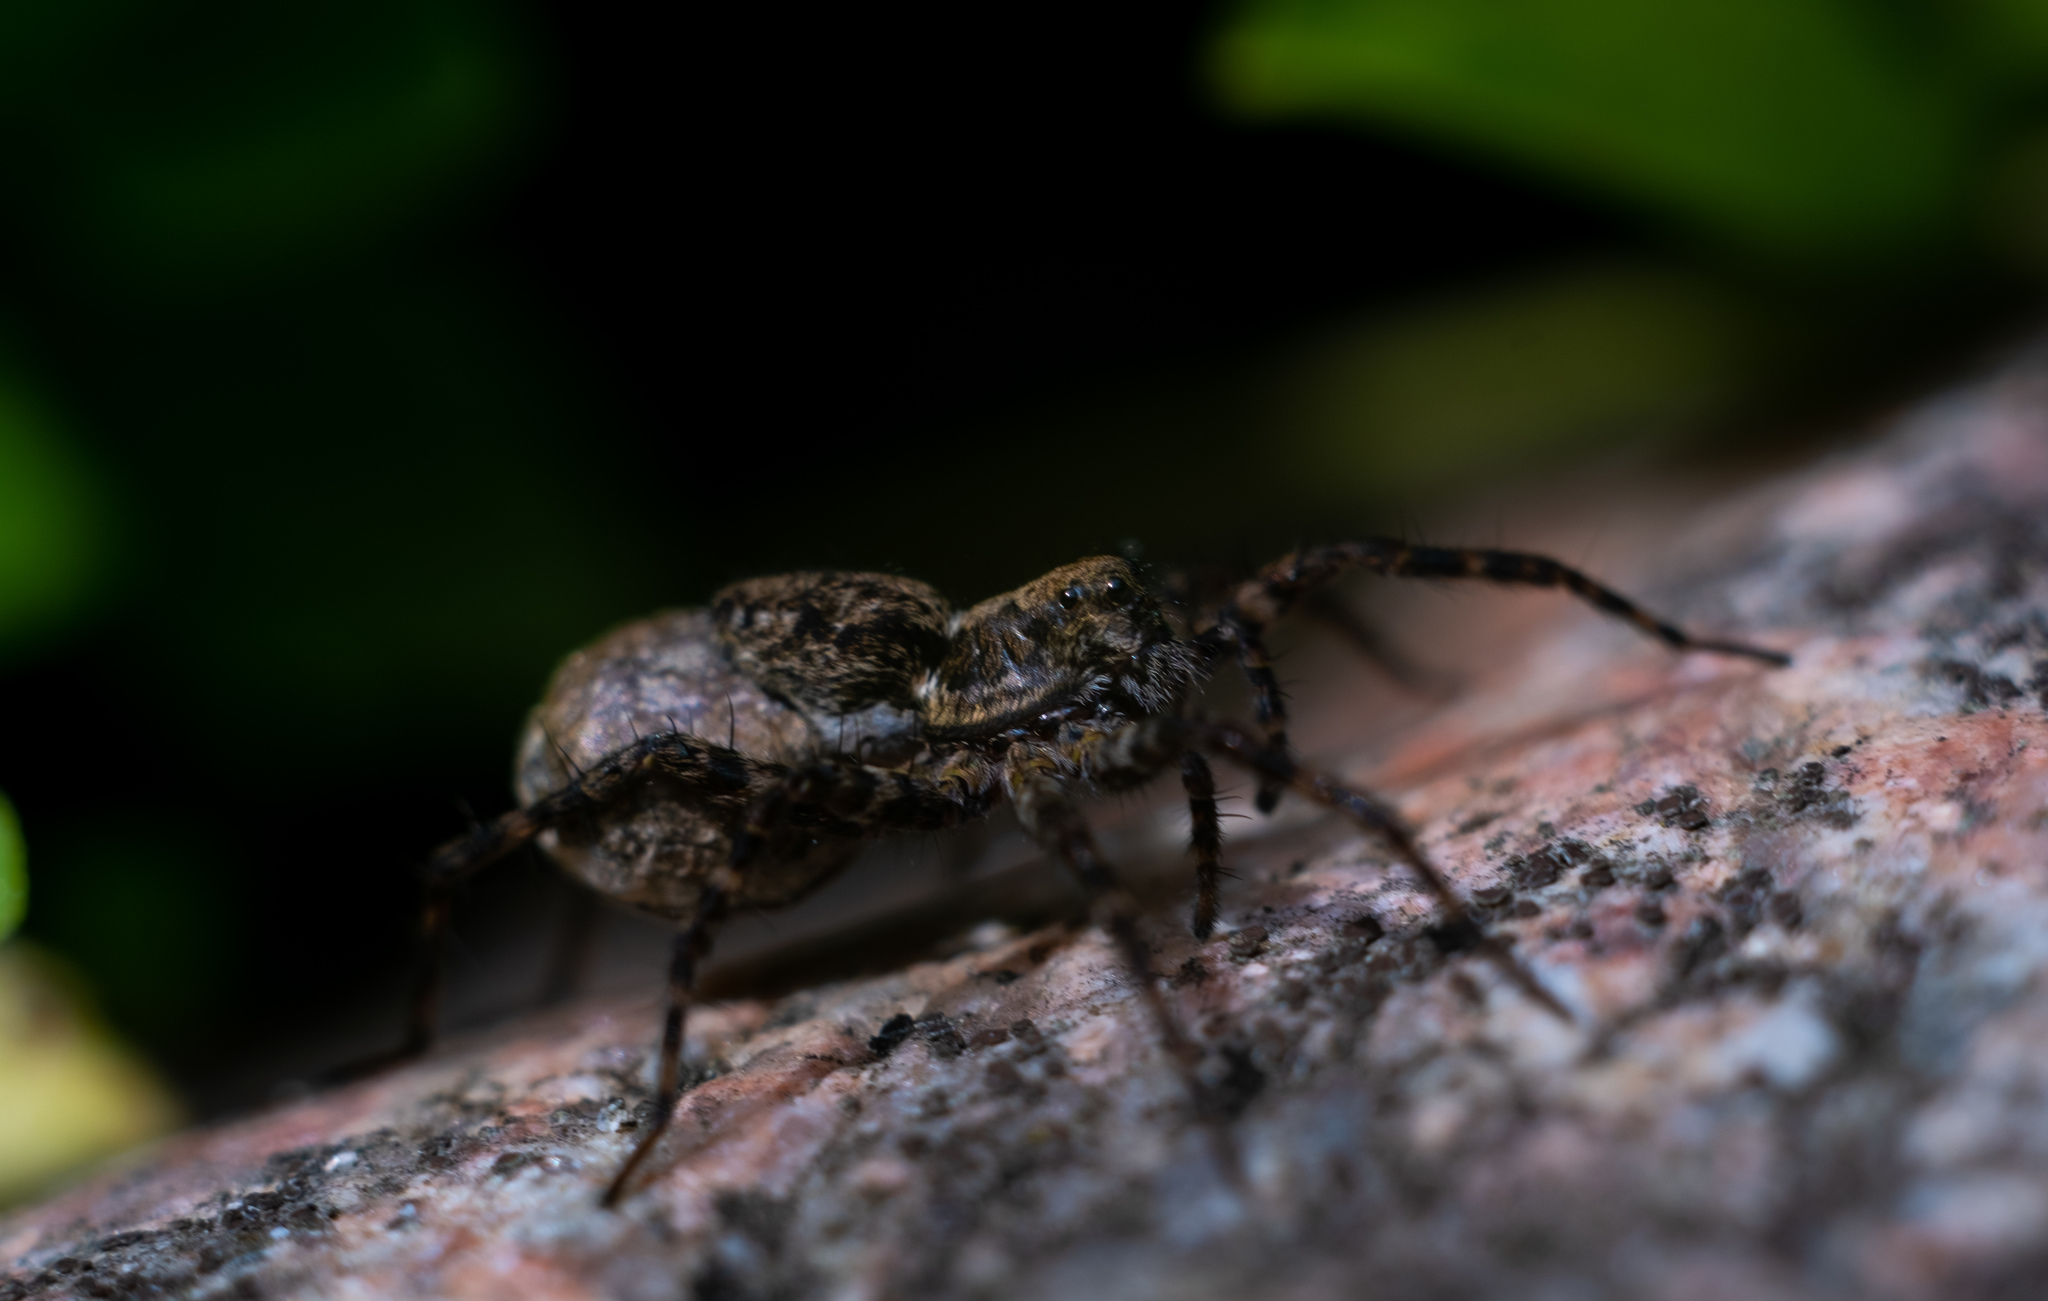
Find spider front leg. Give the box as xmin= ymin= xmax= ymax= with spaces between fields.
xmin=1200 ymin=539 xmax=1791 ymax=815
xmin=1082 ymin=715 xmax=1570 ymax=1020
xmin=1190 ymin=720 xmax=1572 ymax=1022
xmin=328 ymin=732 xmax=775 ymax=1083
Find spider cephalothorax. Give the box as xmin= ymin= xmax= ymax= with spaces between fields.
xmin=365 ymin=539 xmax=1789 ymax=1205
xmin=923 ymin=557 xmax=1202 ymax=741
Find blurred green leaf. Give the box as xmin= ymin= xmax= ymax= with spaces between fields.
xmin=27 ymin=822 xmax=239 ymax=1040
xmin=1964 ymin=0 xmax=2048 ymax=81
xmin=0 ymin=791 xmax=23 ymax=945
xmin=1281 ymin=261 xmax=1797 ymax=496
xmin=0 ymin=377 xmax=105 ymax=661
xmin=0 ymin=0 xmax=535 ymax=291
xmin=1210 ymin=0 xmax=1969 ymax=262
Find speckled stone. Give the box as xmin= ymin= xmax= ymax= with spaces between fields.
xmin=8 ymin=351 xmax=2048 ymax=1300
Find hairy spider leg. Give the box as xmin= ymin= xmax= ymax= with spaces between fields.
xmin=1190 ymin=721 xmax=1573 ymax=1023
xmin=1069 ymin=714 xmax=1571 ymax=1023
xmin=326 ymin=732 xmax=777 ymax=1083
xmin=1180 ymin=752 xmax=1226 ymax=940
xmin=599 ymin=755 xmax=984 ymax=1205
xmin=1212 ymin=616 xmax=1289 ymax=816
xmin=1006 ymin=762 xmax=1245 ymax=1188
xmin=601 ymin=864 xmax=735 ymax=1208
xmin=1203 ymin=540 xmax=1792 ymax=813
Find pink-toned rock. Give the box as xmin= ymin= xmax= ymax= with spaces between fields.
xmin=8 ymin=352 xmax=2048 ymax=1299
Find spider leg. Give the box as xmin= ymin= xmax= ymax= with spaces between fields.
xmin=1006 ymin=761 xmax=1243 ymax=1186
xmin=1190 ymin=720 xmax=1572 ymax=1023
xmin=1200 ymin=540 xmax=1790 ymax=815
xmin=1180 ymin=751 xmax=1225 ymax=940
xmin=601 ymin=865 xmax=734 ymax=1208
xmin=326 ymin=732 xmax=779 ymax=1083
xmin=600 ymin=755 xmax=985 ymax=1205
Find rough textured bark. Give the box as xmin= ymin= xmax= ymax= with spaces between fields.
xmin=8 ymin=349 xmax=2048 ymax=1300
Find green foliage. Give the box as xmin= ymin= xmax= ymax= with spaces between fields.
xmin=0 ymin=0 xmax=535 ymax=292
xmin=1283 ymin=262 xmax=1787 ymax=496
xmin=0 ymin=378 xmax=104 ymax=663
xmin=0 ymin=792 xmax=22 ymax=945
xmin=26 ymin=822 xmax=238 ymax=1040
xmin=1210 ymin=0 xmax=2048 ymax=265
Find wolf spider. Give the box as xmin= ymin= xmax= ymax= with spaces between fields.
xmin=351 ymin=541 xmax=1786 ymax=1205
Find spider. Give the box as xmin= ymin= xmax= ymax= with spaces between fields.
xmin=352 ymin=541 xmax=1787 ymax=1205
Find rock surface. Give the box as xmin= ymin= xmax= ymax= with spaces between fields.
xmin=8 ymin=351 xmax=2048 ymax=1299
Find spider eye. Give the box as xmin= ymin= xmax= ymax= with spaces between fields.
xmin=1059 ymin=586 xmax=1084 ymax=609
xmin=1105 ymin=576 xmax=1127 ymax=600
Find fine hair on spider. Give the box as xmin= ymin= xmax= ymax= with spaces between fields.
xmin=331 ymin=540 xmax=1788 ymax=1206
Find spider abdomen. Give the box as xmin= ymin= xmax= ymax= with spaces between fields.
xmin=513 ymin=609 xmax=868 ymax=921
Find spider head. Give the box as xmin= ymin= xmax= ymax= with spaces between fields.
xmin=922 ymin=556 xmax=1199 ymax=738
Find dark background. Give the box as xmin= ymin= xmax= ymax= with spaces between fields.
xmin=0 ymin=0 xmax=2040 ymax=1114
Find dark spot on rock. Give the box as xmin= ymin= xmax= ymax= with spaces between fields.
xmin=913 ymin=1011 xmax=966 ymax=1058
xmin=1513 ymin=900 xmax=1541 ymax=918
xmin=983 ymin=1060 xmax=1027 ymax=1095
xmin=1674 ymin=916 xmax=1728 ymax=982
xmin=1228 ymin=926 xmax=1268 ymax=961
xmin=1652 ymin=785 xmax=1711 ymax=831
xmin=1345 ymin=914 xmax=1385 ymax=941
xmin=1635 ymin=900 xmax=1667 ymax=927
xmin=1456 ymin=811 xmax=1501 ymax=834
xmin=1581 ymin=860 xmax=1616 ymax=889
xmin=1769 ymin=891 xmax=1804 ymax=929
xmin=1923 ymin=658 xmax=2023 ymax=712
xmin=1832 ymin=745 xmax=1852 ymax=758
xmin=1173 ymin=956 xmax=1208 ymax=987
xmin=1288 ymin=859 xmax=1308 ymax=876
xmin=967 ymin=1025 xmax=1011 ymax=1048
xmin=714 ymin=1188 xmax=793 ymax=1256
xmin=1426 ymin=917 xmax=1484 ymax=954
xmin=1205 ymin=1045 xmax=1266 ymax=1118
xmin=1566 ymin=918 xmax=1594 ymax=940
xmin=1643 ymin=867 xmax=1675 ymax=891
xmin=1777 ymin=761 xmax=1856 ymax=828
xmin=1009 ymin=1020 xmax=1046 ymax=1055
xmin=1717 ymin=866 xmax=1776 ymax=936
xmin=1472 ymin=885 xmax=1514 ymax=909
xmin=978 ymin=967 xmax=1021 ymax=985
xmin=868 ymin=1013 xmax=916 ymax=1059
xmin=1634 ymin=800 xmax=1657 ymax=816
